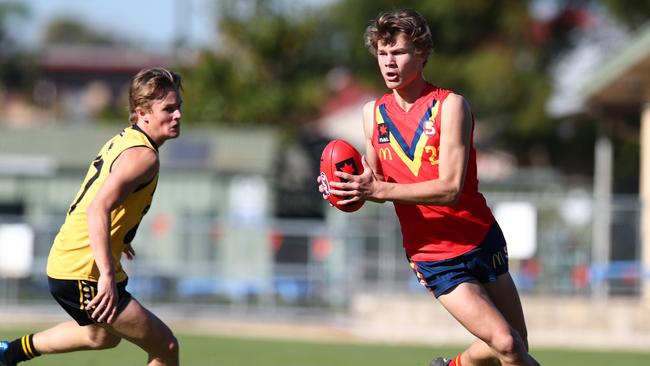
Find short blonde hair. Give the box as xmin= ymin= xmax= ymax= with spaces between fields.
xmin=128 ymin=67 xmax=182 ymax=123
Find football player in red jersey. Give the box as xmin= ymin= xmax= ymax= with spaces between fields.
xmin=319 ymin=9 xmax=540 ymax=366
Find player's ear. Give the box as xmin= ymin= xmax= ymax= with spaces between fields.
xmin=135 ymin=106 xmax=149 ymax=123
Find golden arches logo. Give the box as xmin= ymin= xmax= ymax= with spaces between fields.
xmin=379 ymin=148 xmax=393 ymax=161
xmin=492 ymin=252 xmax=505 ymax=269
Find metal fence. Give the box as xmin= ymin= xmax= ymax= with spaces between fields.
xmin=0 ymin=193 xmax=643 ymax=312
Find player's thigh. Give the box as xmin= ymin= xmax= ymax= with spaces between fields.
xmin=105 ymin=297 xmax=176 ymax=354
xmin=437 ymin=281 xmax=512 ymax=343
xmin=483 ymin=272 xmax=528 ymax=344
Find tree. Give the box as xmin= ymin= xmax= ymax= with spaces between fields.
xmin=0 ymin=1 xmax=27 ymax=50
xmin=601 ymin=0 xmax=650 ymax=29
xmin=0 ymin=2 xmax=35 ymax=92
xmin=180 ymin=0 xmax=338 ymax=129
xmin=43 ymin=18 xmax=120 ymax=45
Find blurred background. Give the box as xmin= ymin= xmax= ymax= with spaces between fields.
xmin=0 ymin=0 xmax=649 ymax=351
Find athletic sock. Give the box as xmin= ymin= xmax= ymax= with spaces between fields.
xmin=452 ymin=353 xmax=462 ymax=366
xmin=5 ymin=334 xmax=41 ymax=364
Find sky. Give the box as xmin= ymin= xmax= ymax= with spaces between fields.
xmin=7 ymin=0 xmax=564 ymax=53
xmin=9 ymin=0 xmax=335 ymax=51
xmin=9 ymin=0 xmax=219 ymax=51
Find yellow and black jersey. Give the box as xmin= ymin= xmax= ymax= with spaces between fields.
xmin=47 ymin=125 xmax=159 ymax=282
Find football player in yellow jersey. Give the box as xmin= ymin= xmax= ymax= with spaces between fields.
xmin=1 ymin=68 xmax=182 ymax=366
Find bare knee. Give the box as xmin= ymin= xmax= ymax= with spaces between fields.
xmin=86 ymin=328 xmax=121 ymax=350
xmin=166 ymin=336 xmax=179 ymax=358
xmin=150 ymin=334 xmax=179 ymax=362
xmin=490 ymin=328 xmax=527 ymax=363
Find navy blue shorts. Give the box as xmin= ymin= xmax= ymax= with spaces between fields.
xmin=48 ymin=277 xmax=132 ymax=326
xmin=408 ymin=223 xmax=509 ymax=298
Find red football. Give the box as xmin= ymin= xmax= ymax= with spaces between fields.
xmin=319 ymin=139 xmax=365 ymax=212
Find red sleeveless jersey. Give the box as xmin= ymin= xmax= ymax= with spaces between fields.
xmin=371 ymin=84 xmax=494 ymax=261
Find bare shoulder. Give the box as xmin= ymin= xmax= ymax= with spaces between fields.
xmin=113 ymin=147 xmax=159 ymax=180
xmin=443 ymin=93 xmax=472 ymax=120
xmin=362 ymin=100 xmax=375 ymax=115
xmin=443 ymin=93 xmax=467 ymax=111
xmin=120 ymin=146 xmax=158 ymax=165
xmin=362 ymin=100 xmax=377 ymax=137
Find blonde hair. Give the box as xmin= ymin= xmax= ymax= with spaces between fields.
xmin=128 ymin=67 xmax=182 ymax=123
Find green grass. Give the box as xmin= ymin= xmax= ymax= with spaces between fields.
xmin=2 ymin=328 xmax=649 ymax=365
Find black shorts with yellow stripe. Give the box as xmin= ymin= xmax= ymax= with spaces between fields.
xmin=47 ymin=277 xmax=132 ymax=326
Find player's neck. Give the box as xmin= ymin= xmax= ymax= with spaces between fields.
xmin=134 ymin=121 xmax=164 ymax=148
xmin=392 ymin=77 xmax=428 ymax=112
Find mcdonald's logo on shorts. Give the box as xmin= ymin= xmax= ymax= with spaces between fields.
xmin=379 ymin=147 xmax=393 ymax=161
xmin=492 ymin=252 xmax=505 ymax=269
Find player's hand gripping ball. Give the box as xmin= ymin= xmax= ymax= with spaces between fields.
xmin=319 ymin=139 xmax=365 ymax=212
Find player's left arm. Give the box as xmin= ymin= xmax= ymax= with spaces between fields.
xmin=335 ymin=93 xmax=471 ymax=206
xmin=85 ymin=147 xmax=158 ymax=323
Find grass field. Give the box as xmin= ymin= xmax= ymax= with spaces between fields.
xmin=2 ymin=328 xmax=649 ymax=365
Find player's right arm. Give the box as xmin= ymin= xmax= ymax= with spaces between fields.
xmin=361 ymin=100 xmax=384 ymax=183
xmin=85 ymin=146 xmax=159 ymax=323
xmin=359 ymin=100 xmax=387 ymax=203
xmin=320 ymin=100 xmax=387 ymax=205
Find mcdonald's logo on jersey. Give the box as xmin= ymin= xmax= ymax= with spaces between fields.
xmin=377 ymin=123 xmax=390 ymax=144
xmin=375 ymin=100 xmax=440 ymax=177
xmin=378 ymin=148 xmax=393 ymax=161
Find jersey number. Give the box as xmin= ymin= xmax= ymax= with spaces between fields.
xmin=424 ymin=146 xmax=438 ymax=165
xmin=68 ymin=156 xmax=104 ymax=215
xmin=424 ymin=121 xmax=436 ymax=135
xmin=68 ymin=152 xmax=153 ymax=245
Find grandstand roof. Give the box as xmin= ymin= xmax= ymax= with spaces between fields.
xmin=582 ymin=22 xmax=650 ymax=111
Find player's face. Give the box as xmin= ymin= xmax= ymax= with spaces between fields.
xmin=142 ymin=88 xmax=182 ymax=146
xmin=376 ymin=33 xmax=425 ymax=90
